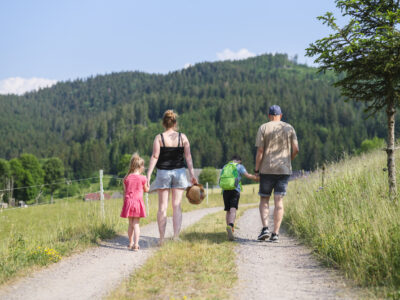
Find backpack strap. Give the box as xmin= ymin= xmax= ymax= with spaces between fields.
xmin=160 ymin=133 xmax=165 ymax=147
xmin=178 ymin=132 xmax=182 ymax=147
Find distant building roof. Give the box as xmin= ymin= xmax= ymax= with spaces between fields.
xmin=84 ymin=192 xmax=111 ymax=201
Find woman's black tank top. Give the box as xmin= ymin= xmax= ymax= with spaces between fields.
xmin=156 ymin=132 xmax=185 ymax=170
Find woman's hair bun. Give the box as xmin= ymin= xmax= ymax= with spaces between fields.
xmin=162 ymin=109 xmax=178 ymax=129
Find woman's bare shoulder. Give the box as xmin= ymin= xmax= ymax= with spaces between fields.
xmin=180 ymin=133 xmax=190 ymax=144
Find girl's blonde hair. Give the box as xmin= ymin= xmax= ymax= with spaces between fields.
xmin=126 ymin=153 xmax=145 ymax=175
xmin=162 ymin=109 xmax=178 ymax=129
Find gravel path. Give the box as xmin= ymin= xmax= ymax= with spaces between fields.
xmin=0 ymin=207 xmax=221 ymax=300
xmin=234 ymin=207 xmax=358 ymax=300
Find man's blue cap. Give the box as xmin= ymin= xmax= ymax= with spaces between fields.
xmin=269 ymin=105 xmax=282 ymax=115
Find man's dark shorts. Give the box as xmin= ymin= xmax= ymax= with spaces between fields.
xmin=223 ymin=190 xmax=240 ymax=211
xmin=259 ymin=174 xmax=290 ymax=197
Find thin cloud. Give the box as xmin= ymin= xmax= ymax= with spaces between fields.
xmin=183 ymin=63 xmax=192 ymax=69
xmin=216 ymin=48 xmax=256 ymax=61
xmin=0 ymin=77 xmax=58 ymax=95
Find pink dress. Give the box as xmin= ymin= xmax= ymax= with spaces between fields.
xmin=120 ymin=174 xmax=147 ymax=218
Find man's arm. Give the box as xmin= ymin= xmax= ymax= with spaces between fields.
xmin=291 ymin=140 xmax=299 ymax=160
xmin=255 ymin=147 xmax=264 ymax=173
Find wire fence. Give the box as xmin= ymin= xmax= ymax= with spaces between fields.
xmin=0 ymin=171 xmax=154 ymax=216
xmin=0 ymin=172 xmax=113 ymax=211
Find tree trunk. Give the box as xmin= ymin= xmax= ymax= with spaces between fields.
xmin=51 ymin=192 xmax=53 ymax=204
xmin=386 ymin=99 xmax=397 ymax=198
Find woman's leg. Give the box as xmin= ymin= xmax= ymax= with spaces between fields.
xmin=132 ymin=217 xmax=140 ymax=247
xmin=157 ymin=189 xmax=169 ymax=244
xmin=171 ymin=188 xmax=184 ymax=238
xmin=128 ymin=218 xmax=134 ymax=247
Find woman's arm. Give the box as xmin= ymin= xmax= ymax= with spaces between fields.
xmin=147 ymin=135 xmax=160 ymax=185
xmin=182 ymin=133 xmax=198 ymax=185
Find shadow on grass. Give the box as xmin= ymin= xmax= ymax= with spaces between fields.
xmin=182 ymin=231 xmax=228 ymax=244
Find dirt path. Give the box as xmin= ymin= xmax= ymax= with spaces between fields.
xmin=0 ymin=207 xmax=221 ymax=300
xmin=234 ymin=207 xmax=358 ymax=300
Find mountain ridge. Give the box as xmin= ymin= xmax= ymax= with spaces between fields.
xmin=0 ymin=53 xmax=392 ymax=177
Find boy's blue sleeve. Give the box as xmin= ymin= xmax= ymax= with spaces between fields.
xmin=238 ymin=164 xmax=247 ymax=176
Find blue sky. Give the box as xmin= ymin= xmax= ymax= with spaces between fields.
xmin=0 ymin=0 xmax=343 ymax=94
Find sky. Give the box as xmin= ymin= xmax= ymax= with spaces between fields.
xmin=0 ymin=0 xmax=344 ymax=95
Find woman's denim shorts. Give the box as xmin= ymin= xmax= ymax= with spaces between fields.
xmin=152 ymin=168 xmax=190 ymax=190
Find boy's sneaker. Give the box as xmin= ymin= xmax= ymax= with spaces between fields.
xmin=257 ymin=227 xmax=270 ymax=241
xmin=226 ymin=225 xmax=235 ymax=241
xmin=269 ymin=232 xmax=279 ymax=243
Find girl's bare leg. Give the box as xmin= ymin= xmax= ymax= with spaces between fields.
xmin=128 ymin=218 xmax=134 ymax=247
xmin=132 ymin=217 xmax=140 ymax=247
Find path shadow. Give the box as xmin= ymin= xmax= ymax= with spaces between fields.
xmin=99 ymin=234 xmax=159 ymax=251
xmin=182 ymin=231 xmax=228 ymax=244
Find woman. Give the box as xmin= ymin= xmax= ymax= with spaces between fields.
xmin=147 ymin=110 xmax=197 ymax=245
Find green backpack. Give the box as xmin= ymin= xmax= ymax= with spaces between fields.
xmin=219 ymin=162 xmax=241 ymax=191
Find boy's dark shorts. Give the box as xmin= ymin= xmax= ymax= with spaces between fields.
xmin=223 ymin=190 xmax=240 ymax=211
xmin=259 ymin=174 xmax=290 ymax=197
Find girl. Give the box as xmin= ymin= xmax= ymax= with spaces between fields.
xmin=120 ymin=153 xmax=149 ymax=251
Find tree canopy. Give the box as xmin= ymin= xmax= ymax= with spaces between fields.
xmin=306 ymin=0 xmax=400 ymax=196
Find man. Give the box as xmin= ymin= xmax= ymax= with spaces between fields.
xmin=254 ymin=105 xmax=299 ymax=242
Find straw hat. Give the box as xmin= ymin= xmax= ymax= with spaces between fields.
xmin=186 ymin=184 xmax=205 ymax=205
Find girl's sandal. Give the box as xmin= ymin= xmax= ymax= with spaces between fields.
xmin=132 ymin=245 xmax=140 ymax=252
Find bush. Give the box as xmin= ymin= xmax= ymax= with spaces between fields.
xmin=357 ymin=137 xmax=385 ymax=154
xmin=199 ymin=167 xmax=218 ymax=186
xmin=57 ymin=182 xmax=80 ymax=198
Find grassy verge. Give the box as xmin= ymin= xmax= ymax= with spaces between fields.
xmin=109 ymin=208 xmax=251 ymax=300
xmin=284 ymin=150 xmax=400 ymax=298
xmin=0 ymin=187 xmax=258 ymax=285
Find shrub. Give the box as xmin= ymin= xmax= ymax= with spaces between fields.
xmin=199 ymin=167 xmax=218 ymax=186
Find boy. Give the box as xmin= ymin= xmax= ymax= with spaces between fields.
xmin=220 ymin=155 xmax=258 ymax=240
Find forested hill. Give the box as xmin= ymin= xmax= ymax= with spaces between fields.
xmin=0 ymin=53 xmax=391 ymax=178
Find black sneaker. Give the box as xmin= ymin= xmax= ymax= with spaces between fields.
xmin=269 ymin=232 xmax=279 ymax=243
xmin=257 ymin=227 xmax=270 ymax=241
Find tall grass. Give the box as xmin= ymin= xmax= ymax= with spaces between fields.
xmin=284 ymin=150 xmax=400 ymax=296
xmin=0 ymin=185 xmax=259 ymax=285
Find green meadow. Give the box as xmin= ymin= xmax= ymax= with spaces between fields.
xmin=3 ymin=150 xmax=400 ymax=298
xmin=284 ymin=150 xmax=400 ymax=297
xmin=0 ymin=183 xmax=259 ymax=285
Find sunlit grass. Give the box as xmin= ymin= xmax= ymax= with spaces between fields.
xmin=109 ymin=210 xmax=242 ymax=300
xmin=284 ymin=150 xmax=400 ymax=297
xmin=0 ymin=184 xmax=258 ymax=285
